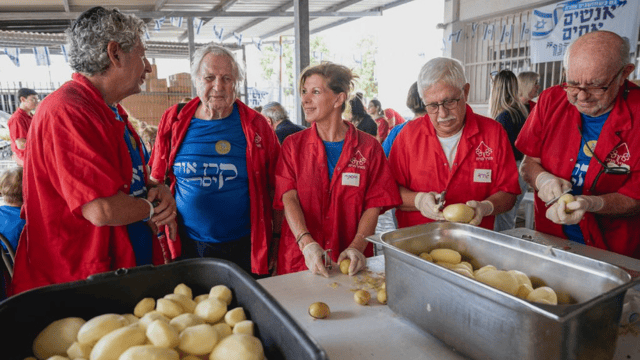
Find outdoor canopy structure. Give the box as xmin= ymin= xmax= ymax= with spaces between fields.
xmin=0 ymin=0 xmax=417 ymax=120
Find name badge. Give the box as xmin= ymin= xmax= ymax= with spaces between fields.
xmin=342 ymin=173 xmax=360 ymax=187
xmin=473 ymin=169 xmax=492 ymax=183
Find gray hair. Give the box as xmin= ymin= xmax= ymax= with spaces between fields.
xmin=563 ymin=31 xmax=631 ymax=71
xmin=262 ymin=101 xmax=289 ymax=124
xmin=191 ymin=44 xmax=245 ymax=96
xmin=66 ymin=7 xmax=146 ymax=76
xmin=417 ymin=57 xmax=467 ymax=102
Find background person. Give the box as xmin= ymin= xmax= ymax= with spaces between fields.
xmin=389 ymin=57 xmax=520 ymax=230
xmin=384 ymin=107 xmax=406 ymax=128
xmin=11 ymin=6 xmax=178 ymax=295
xmin=261 ymin=101 xmax=304 ymax=144
xmin=382 ymin=82 xmax=426 ymax=157
xmin=347 ymin=95 xmax=377 ymax=137
xmin=0 ymin=167 xmax=24 ymax=300
xmin=150 ymin=44 xmax=281 ymax=277
xmin=367 ymin=99 xmax=390 ymax=143
xmin=8 ymin=88 xmax=39 ymax=166
xmin=516 ymin=31 xmax=640 ymax=259
xmin=517 ymin=71 xmax=541 ymax=113
xmin=489 ymin=70 xmax=529 ymax=231
xmin=275 ymin=62 xmax=401 ymax=277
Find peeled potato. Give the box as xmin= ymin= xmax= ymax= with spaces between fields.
xmin=377 ymin=288 xmax=387 ymax=304
xmin=508 ymin=270 xmax=533 ymax=288
xmin=430 ymin=249 xmax=462 ymax=264
xmin=178 ymin=324 xmax=218 ymax=355
xmin=212 ymin=323 xmax=233 ymax=339
xmin=164 ymin=293 xmax=196 ymax=313
xmin=174 ymin=283 xmax=193 ymax=299
xmin=169 ymin=313 xmax=205 ymax=332
xmin=89 ymin=324 xmax=146 ymax=360
xmin=66 ymin=341 xmax=92 ymax=359
xmin=119 ymin=345 xmax=179 ymax=360
xmin=224 ymin=307 xmax=247 ymax=327
xmin=194 ymin=297 xmax=227 ymax=323
xmin=32 ymin=317 xmax=85 ymax=360
xmin=476 ymin=270 xmax=519 ymax=296
xmin=442 ymin=203 xmax=475 ymax=223
xmin=156 ymin=298 xmax=185 ymax=319
xmin=559 ymin=194 xmax=576 ymax=214
xmin=139 ymin=312 xmax=171 ymax=330
xmin=146 ymin=320 xmax=179 ymax=349
xmin=418 ymin=252 xmax=433 ymax=262
xmin=122 ymin=314 xmax=140 ymax=325
xmin=474 ymin=265 xmax=497 ymax=277
xmin=354 ymin=290 xmax=371 ymax=305
xmin=209 ymin=285 xmax=233 ymax=306
xmin=194 ymin=294 xmax=209 ymax=304
xmin=308 ymin=302 xmax=330 ymax=319
xmin=209 ymin=334 xmax=265 ymax=360
xmin=339 ymin=259 xmax=351 ymax=274
xmin=516 ymin=283 xmax=534 ymax=299
xmin=133 ymin=298 xmax=155 ymax=318
xmin=44 ymin=356 xmax=68 ymax=360
xmin=232 ymin=320 xmax=254 ymax=336
xmin=527 ymin=286 xmax=558 ymax=305
xmin=77 ymin=314 xmax=127 ymax=346
xmin=452 ymin=267 xmax=475 ymax=278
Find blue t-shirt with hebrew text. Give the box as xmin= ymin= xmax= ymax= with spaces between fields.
xmin=173 ymin=104 xmax=251 ymax=243
xmin=110 ymin=106 xmax=153 ymax=266
xmin=563 ymin=111 xmax=609 ymax=244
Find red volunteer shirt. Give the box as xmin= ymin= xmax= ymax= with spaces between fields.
xmin=389 ymin=106 xmax=521 ymax=229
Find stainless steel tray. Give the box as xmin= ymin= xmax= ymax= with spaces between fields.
xmin=368 ymin=222 xmax=640 ymax=360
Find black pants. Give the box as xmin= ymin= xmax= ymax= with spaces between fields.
xmin=180 ymin=234 xmax=268 ymax=279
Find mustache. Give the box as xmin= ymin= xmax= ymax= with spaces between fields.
xmin=437 ymin=115 xmax=456 ymax=123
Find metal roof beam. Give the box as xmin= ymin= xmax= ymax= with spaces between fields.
xmin=220 ymin=1 xmax=294 ymax=42
xmin=0 ymin=10 xmax=381 ymax=21
xmin=177 ymin=0 xmax=238 ymax=42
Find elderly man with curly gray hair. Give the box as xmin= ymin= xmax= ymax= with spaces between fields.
xmin=11 ymin=6 xmax=178 ymax=295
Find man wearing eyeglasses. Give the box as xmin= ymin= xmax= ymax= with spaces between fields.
xmin=389 ymin=57 xmax=521 ymax=229
xmin=516 ymin=31 xmax=640 ymax=259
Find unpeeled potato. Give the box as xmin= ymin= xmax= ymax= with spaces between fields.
xmin=442 ymin=204 xmax=475 ymax=223
xmin=339 ymin=259 xmax=351 ymax=274
xmin=558 ymin=194 xmax=576 ymax=214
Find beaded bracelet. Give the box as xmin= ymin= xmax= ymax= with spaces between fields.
xmin=296 ymin=231 xmax=311 ymax=244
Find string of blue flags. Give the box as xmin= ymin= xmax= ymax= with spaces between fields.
xmin=3 ymin=46 xmax=58 ymax=67
xmin=444 ymin=21 xmax=531 ymax=46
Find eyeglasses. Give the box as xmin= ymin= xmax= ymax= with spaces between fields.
xmin=561 ymin=67 xmax=625 ymax=96
xmin=425 ymin=98 xmax=461 ymax=114
xmin=577 ymin=125 xmax=629 ymax=193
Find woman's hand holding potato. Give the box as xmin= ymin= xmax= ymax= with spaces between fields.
xmin=336 ymin=248 xmax=366 ymax=276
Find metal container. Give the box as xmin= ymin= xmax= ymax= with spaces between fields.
xmin=0 ymin=259 xmax=328 ymax=360
xmin=368 ymin=222 xmax=640 ymax=360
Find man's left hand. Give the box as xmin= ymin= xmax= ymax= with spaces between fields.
xmin=147 ymin=185 xmax=177 ymax=238
xmin=546 ymin=195 xmax=603 ymax=225
xmin=466 ymin=200 xmax=494 ymax=226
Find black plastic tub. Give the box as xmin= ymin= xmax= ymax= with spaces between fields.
xmin=0 ymin=258 xmax=328 ymax=360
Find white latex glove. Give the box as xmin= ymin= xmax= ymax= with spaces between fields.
xmin=302 ymin=242 xmax=329 ymax=277
xmin=414 ymin=192 xmax=445 ymax=220
xmin=337 ymin=247 xmax=366 ymax=276
xmin=466 ymin=200 xmax=494 ymax=226
xmin=535 ymin=171 xmax=572 ymax=203
xmin=546 ymin=195 xmax=604 ymax=225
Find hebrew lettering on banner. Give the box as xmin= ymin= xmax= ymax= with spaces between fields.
xmin=530 ymin=0 xmax=639 ymax=64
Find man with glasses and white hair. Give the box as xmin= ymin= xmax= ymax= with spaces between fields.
xmin=388 ymin=57 xmax=520 ymax=230
xmin=516 ymin=31 xmax=640 ymax=259
xmin=150 ymin=44 xmax=281 ymax=277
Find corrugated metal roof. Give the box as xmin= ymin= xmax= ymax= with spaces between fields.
xmin=0 ymin=0 xmax=415 ymax=54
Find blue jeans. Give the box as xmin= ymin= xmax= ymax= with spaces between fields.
xmin=181 ymin=233 xmax=253 ymax=275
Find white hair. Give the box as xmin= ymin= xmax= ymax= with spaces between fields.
xmin=417 ymin=57 xmax=467 ymax=101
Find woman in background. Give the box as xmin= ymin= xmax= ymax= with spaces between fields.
xmin=347 ymin=95 xmax=377 ymax=137
xmin=367 ymin=99 xmax=390 ymax=143
xmin=489 ymin=70 xmax=529 ymax=231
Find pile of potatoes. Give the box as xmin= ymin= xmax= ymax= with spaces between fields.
xmin=28 ymin=284 xmax=266 ymax=360
xmin=419 ymin=248 xmax=559 ymax=305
